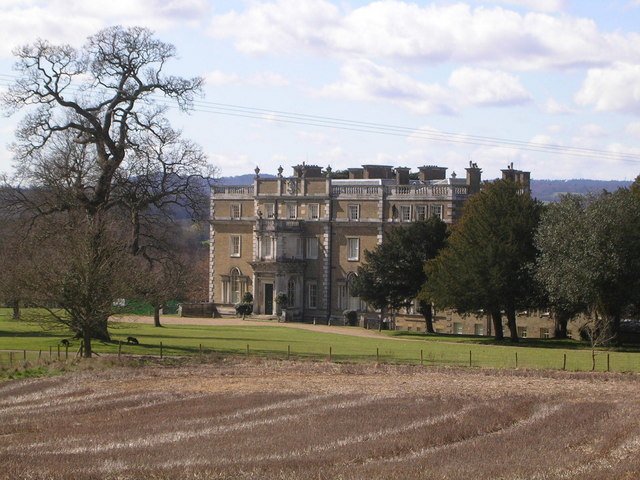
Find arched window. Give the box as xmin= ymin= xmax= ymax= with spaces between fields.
xmin=230 ymin=267 xmax=241 ymax=304
xmin=287 ymin=278 xmax=296 ymax=307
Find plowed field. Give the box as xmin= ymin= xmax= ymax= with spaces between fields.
xmin=1 ymin=360 xmax=639 ymax=479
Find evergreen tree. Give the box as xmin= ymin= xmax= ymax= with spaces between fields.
xmin=351 ymin=217 xmax=447 ymax=332
xmin=422 ymin=180 xmax=542 ymax=341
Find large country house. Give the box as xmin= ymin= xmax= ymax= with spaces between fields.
xmin=210 ymin=163 xmax=525 ymax=323
xmin=206 ymin=162 xmax=571 ymax=337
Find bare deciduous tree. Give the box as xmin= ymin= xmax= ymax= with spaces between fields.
xmin=1 ymin=26 xmax=214 ymax=357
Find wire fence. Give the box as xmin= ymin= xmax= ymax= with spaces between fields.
xmin=1 ymin=342 xmax=635 ymax=373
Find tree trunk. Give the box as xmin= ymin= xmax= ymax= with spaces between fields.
xmin=83 ymin=329 xmax=92 ymax=358
xmin=554 ymin=313 xmax=568 ymax=339
xmin=93 ymin=318 xmax=111 ymax=342
xmin=611 ymin=313 xmax=622 ymax=346
xmin=154 ymin=305 xmax=162 ymax=327
xmin=491 ymin=309 xmax=504 ymax=341
xmin=11 ymin=300 xmax=20 ymax=320
xmin=419 ymin=300 xmax=435 ymax=333
xmin=506 ymin=308 xmax=519 ymax=343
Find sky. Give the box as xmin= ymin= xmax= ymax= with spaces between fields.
xmin=1 ymin=0 xmax=640 ymax=181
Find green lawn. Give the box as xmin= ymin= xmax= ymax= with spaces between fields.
xmin=1 ymin=310 xmax=639 ymax=372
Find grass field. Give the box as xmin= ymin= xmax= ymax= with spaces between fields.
xmin=1 ymin=310 xmax=640 ymax=372
xmin=1 ymin=359 xmax=639 ymax=480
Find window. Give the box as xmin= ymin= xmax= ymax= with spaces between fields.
xmin=348 ymin=204 xmax=360 ymax=221
xmin=286 ymin=203 xmax=297 ymax=219
xmin=431 ymin=204 xmax=443 ymax=219
xmin=230 ymin=235 xmax=241 ymax=257
xmin=295 ymin=238 xmax=303 ymax=258
xmin=400 ymin=205 xmax=411 ymax=222
xmin=225 ymin=267 xmax=245 ymax=304
xmin=453 ymin=322 xmax=463 ymax=335
xmin=264 ymin=203 xmax=275 ymax=218
xmin=308 ymin=203 xmax=320 ymax=220
xmin=517 ymin=326 xmax=528 ymax=338
xmin=261 ymin=236 xmax=273 ymax=259
xmin=540 ymin=328 xmax=550 ymax=339
xmin=307 ymin=283 xmax=318 ymax=309
xmin=287 ymin=279 xmax=296 ymax=307
xmin=338 ymin=285 xmax=348 ymax=310
xmin=416 ymin=205 xmax=428 ymax=221
xmin=474 ymin=323 xmax=484 ymax=336
xmin=230 ymin=203 xmax=241 ymax=219
xmin=347 ymin=238 xmax=360 ymax=261
xmin=306 ymin=237 xmax=318 ymax=259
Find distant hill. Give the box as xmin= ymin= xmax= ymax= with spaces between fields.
xmin=530 ymin=179 xmax=632 ymax=202
xmin=217 ymin=175 xmax=633 ymax=203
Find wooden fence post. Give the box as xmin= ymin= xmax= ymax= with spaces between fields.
xmin=420 ymin=349 xmax=424 ymax=366
xmin=160 ymin=342 xmax=163 ymax=359
xmin=65 ymin=345 xmax=68 ymax=360
xmin=563 ymin=353 xmax=567 ymax=371
xmin=607 ymin=354 xmax=610 ymax=372
xmin=469 ymin=350 xmax=472 ymax=367
xmin=515 ymin=352 xmax=518 ymax=368
xmin=376 ymin=347 xmax=379 ymax=364
xmin=329 ymin=346 xmax=332 ymax=362
xmin=246 ymin=344 xmax=250 ymax=357
xmin=287 ymin=345 xmax=290 ymax=360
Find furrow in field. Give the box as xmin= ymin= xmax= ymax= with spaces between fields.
xmin=29 ymin=394 xmax=380 ymax=455
xmin=373 ymin=403 xmax=564 ymax=465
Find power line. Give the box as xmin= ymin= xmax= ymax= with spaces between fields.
xmin=1 ymin=73 xmax=639 ymax=164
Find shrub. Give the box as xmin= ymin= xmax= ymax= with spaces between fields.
xmin=343 ymin=309 xmax=358 ymax=326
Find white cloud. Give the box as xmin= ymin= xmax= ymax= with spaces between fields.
xmin=210 ymin=0 xmax=640 ymax=71
xmin=625 ymin=122 xmax=640 ymax=138
xmin=575 ymin=63 xmax=640 ymax=113
xmin=542 ymin=98 xmax=577 ymax=114
xmin=297 ymin=130 xmax=337 ymax=145
xmin=208 ymin=152 xmax=253 ymax=177
xmin=314 ymin=59 xmax=455 ymax=115
xmin=448 ymin=67 xmax=531 ymax=106
xmin=204 ymin=70 xmax=290 ymax=88
xmin=473 ymin=0 xmax=568 ymax=12
xmin=314 ymin=60 xmax=530 ymax=113
xmin=0 ymin=0 xmax=210 ymax=57
xmin=579 ymin=124 xmax=608 ymax=138
xmin=204 ymin=70 xmax=239 ymax=86
xmin=246 ymin=72 xmax=291 ymax=87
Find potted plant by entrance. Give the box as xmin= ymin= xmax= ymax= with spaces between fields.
xmin=275 ymin=292 xmax=288 ymax=322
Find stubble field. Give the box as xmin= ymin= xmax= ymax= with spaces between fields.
xmin=1 ymin=359 xmax=639 ymax=480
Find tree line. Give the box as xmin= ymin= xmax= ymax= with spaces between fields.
xmin=352 ymin=178 xmax=640 ymax=345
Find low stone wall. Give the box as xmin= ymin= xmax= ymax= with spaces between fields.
xmin=180 ymin=303 xmax=219 ymax=318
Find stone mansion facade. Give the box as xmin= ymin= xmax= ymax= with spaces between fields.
xmin=209 ymin=162 xmax=534 ymax=327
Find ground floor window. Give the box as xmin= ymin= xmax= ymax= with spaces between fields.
xmin=221 ymin=268 xmax=248 ymax=304
xmin=307 ymin=283 xmax=318 ymax=309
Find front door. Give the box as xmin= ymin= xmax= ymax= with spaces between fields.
xmin=264 ymin=283 xmax=273 ymax=315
